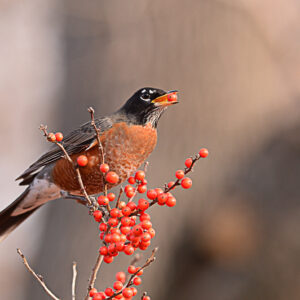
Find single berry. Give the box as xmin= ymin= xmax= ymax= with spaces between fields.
xmin=137 ymin=184 xmax=147 ymax=193
xmin=106 ymin=171 xmax=119 ymax=184
xmin=181 ymin=177 xmax=192 ymax=189
xmin=157 ymin=193 xmax=168 ymax=205
xmin=120 ymin=226 xmax=131 ymax=234
xmin=199 ymin=148 xmax=209 ymax=158
xmin=93 ymin=210 xmax=103 ymax=222
xmin=154 ymin=188 xmax=164 ymax=195
xmin=133 ymin=276 xmax=142 ymax=285
xmin=92 ymin=293 xmax=103 ymax=300
xmin=111 ymin=233 xmax=121 ymax=243
xmin=128 ymin=176 xmax=136 ymax=184
xmin=99 ymin=222 xmax=108 ymax=231
xmin=99 ymin=246 xmax=108 ymax=256
xmin=147 ymin=189 xmax=157 ymax=200
xmin=142 ymin=296 xmax=151 ymax=300
xmin=167 ymin=92 xmax=177 ymax=102
xmin=185 ymin=158 xmax=193 ymax=168
xmin=166 ymin=196 xmax=176 ymax=207
xmin=47 ymin=132 xmax=56 ymax=142
xmin=105 ymin=287 xmax=114 ymax=297
xmin=142 ymin=232 xmax=151 ymax=242
xmin=131 ymin=287 xmax=138 ymax=296
xmin=122 ymin=288 xmax=133 ymax=298
xmin=124 ymin=245 xmax=135 ymax=255
xmin=138 ymin=198 xmax=149 ymax=211
xmin=132 ymin=225 xmax=143 ymax=236
xmin=55 ymin=132 xmax=63 ymax=142
xmin=135 ymin=170 xmax=145 ymax=181
xmin=121 ymin=217 xmax=131 ymax=227
xmin=116 ymin=271 xmax=126 ymax=283
xmin=127 ymin=202 xmax=136 ymax=211
xmin=77 ymin=155 xmax=88 ymax=167
xmin=100 ymin=163 xmax=109 ymax=173
xmin=136 ymin=268 xmax=144 ymax=275
xmin=175 ymin=170 xmax=185 ymax=179
xmin=148 ymin=228 xmax=156 ymax=238
xmin=104 ymin=255 xmax=114 ymax=263
xmin=141 ymin=220 xmax=152 ymax=230
xmin=128 ymin=265 xmax=136 ymax=274
xmin=98 ymin=195 xmax=109 ymax=206
xmin=107 ymin=192 xmax=116 ymax=202
xmin=110 ymin=208 xmax=121 ymax=218
xmin=118 ymin=201 xmax=126 ymax=209
xmin=122 ymin=206 xmax=131 ymax=216
xmin=113 ymin=281 xmax=123 ymax=290
xmin=140 ymin=213 xmax=150 ymax=221
xmin=168 ymin=181 xmax=175 ymax=190
xmin=108 ymin=217 xmax=119 ymax=227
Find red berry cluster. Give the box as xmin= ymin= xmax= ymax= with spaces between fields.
xmin=89 ymin=266 xmax=147 ymax=300
xmin=88 ymin=148 xmax=208 ymax=299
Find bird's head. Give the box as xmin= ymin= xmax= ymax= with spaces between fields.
xmin=119 ymin=87 xmax=178 ymax=127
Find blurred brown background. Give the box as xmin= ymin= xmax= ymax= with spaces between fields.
xmin=0 ymin=0 xmax=300 ymax=299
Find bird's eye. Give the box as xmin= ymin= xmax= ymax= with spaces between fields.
xmin=140 ymin=93 xmax=150 ymax=101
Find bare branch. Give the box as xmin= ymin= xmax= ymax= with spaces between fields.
xmin=85 ymin=254 xmax=104 ymax=300
xmin=72 ymin=262 xmax=77 ymax=300
xmin=17 ymin=249 xmax=60 ymax=300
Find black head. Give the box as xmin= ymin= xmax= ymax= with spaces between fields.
xmin=118 ymin=87 xmax=178 ymax=128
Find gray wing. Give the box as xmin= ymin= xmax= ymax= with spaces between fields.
xmin=17 ymin=117 xmax=113 ymax=185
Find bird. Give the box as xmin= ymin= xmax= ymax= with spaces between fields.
xmin=0 ymin=87 xmax=178 ymax=242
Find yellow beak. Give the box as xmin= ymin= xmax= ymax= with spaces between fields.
xmin=151 ymin=91 xmax=178 ymax=106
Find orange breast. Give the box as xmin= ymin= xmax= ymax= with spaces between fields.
xmin=52 ymin=122 xmax=157 ymax=194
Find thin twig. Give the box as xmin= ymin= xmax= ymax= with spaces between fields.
xmin=17 ymin=249 xmax=60 ymax=300
xmin=72 ymin=262 xmax=77 ymax=300
xmin=85 ymin=254 xmax=104 ymax=300
xmin=115 ymin=187 xmax=124 ymax=208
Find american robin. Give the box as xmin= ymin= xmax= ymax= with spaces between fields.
xmin=0 ymin=87 xmax=178 ymax=241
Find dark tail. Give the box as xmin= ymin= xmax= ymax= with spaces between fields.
xmin=0 ymin=188 xmax=40 ymax=242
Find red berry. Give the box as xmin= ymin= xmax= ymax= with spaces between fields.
xmin=127 ymin=202 xmax=136 ymax=211
xmin=113 ymin=281 xmax=123 ymax=290
xmin=167 ymin=92 xmax=177 ymax=102
xmin=175 ymin=170 xmax=185 ymax=179
xmin=133 ymin=276 xmax=142 ymax=285
xmin=141 ymin=220 xmax=152 ymax=230
xmin=125 ymin=185 xmax=134 ymax=193
xmin=120 ymin=226 xmax=131 ymax=234
xmin=121 ymin=217 xmax=131 ymax=226
xmin=99 ymin=223 xmax=108 ymax=231
xmin=98 ymin=195 xmax=109 ymax=206
xmin=116 ymin=271 xmax=126 ymax=283
xmin=128 ymin=176 xmax=136 ymax=184
xmin=157 ymin=193 xmax=168 ymax=205
xmin=132 ymin=225 xmax=143 ymax=236
xmin=118 ymin=201 xmax=126 ymax=209
xmin=110 ymin=208 xmax=121 ymax=218
xmin=93 ymin=210 xmax=103 ymax=222
xmin=137 ymin=184 xmax=147 ymax=193
xmin=104 ymin=234 xmax=112 ymax=243
xmin=104 ymin=255 xmax=114 ymax=263
xmin=111 ymin=233 xmax=121 ymax=243
xmin=146 ymin=189 xmax=157 ymax=200
xmin=55 ymin=132 xmax=63 ymax=142
xmin=92 ymin=292 xmax=103 ymax=300
xmin=122 ymin=206 xmax=131 ymax=216
xmin=136 ymin=268 xmax=144 ymax=275
xmin=142 ymin=296 xmax=151 ymax=300
xmin=168 ymin=181 xmax=175 ymax=190
xmin=77 ymin=155 xmax=88 ymax=167
xmin=154 ymin=188 xmax=164 ymax=195
xmin=124 ymin=245 xmax=135 ymax=255
xmin=131 ymin=287 xmax=138 ymax=296
xmin=135 ymin=170 xmax=145 ymax=181
xmin=142 ymin=232 xmax=151 ymax=242
xmin=47 ymin=132 xmax=56 ymax=142
xmin=148 ymin=228 xmax=156 ymax=238
xmin=107 ymin=192 xmax=116 ymax=202
xmin=126 ymin=189 xmax=135 ymax=198
xmin=185 ymin=158 xmax=193 ymax=168
xmin=100 ymin=163 xmax=109 ymax=173
xmin=122 ymin=288 xmax=133 ymax=298
xmin=99 ymin=246 xmax=108 ymax=255
xmin=128 ymin=265 xmax=136 ymax=274
xmin=116 ymin=241 xmax=125 ymax=251
xmin=106 ymin=171 xmax=119 ymax=184
xmin=89 ymin=288 xmax=97 ymax=297
xmin=138 ymin=198 xmax=149 ymax=211
xmin=199 ymin=148 xmax=209 ymax=158
xmin=140 ymin=213 xmax=150 ymax=221
xmin=166 ymin=196 xmax=176 ymax=207
xmin=108 ymin=217 xmax=119 ymax=227
xmin=105 ymin=287 xmax=114 ymax=297
xmin=181 ymin=177 xmax=192 ymax=189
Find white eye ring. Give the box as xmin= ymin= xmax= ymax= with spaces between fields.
xmin=141 ymin=93 xmax=150 ymax=101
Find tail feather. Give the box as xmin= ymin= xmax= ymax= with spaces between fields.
xmin=0 ymin=189 xmax=40 ymax=242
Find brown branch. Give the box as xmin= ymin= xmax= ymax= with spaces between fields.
xmin=85 ymin=254 xmax=104 ymax=300
xmin=72 ymin=262 xmax=77 ymax=300
xmin=17 ymin=249 xmax=60 ymax=300
xmin=39 ymin=125 xmax=93 ymax=207
xmin=106 ymin=248 xmax=158 ymax=300
xmin=115 ymin=187 xmax=124 ymax=208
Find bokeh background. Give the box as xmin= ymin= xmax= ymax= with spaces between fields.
xmin=1 ymin=0 xmax=300 ymax=299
